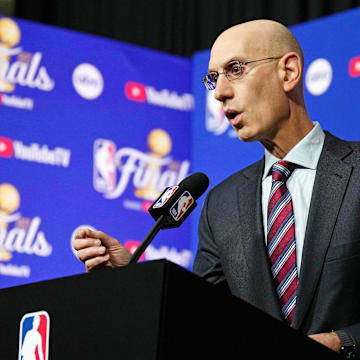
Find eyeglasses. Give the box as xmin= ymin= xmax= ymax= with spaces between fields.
xmin=202 ymin=56 xmax=282 ymax=90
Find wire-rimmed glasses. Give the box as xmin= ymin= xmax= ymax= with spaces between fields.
xmin=202 ymin=56 xmax=282 ymax=90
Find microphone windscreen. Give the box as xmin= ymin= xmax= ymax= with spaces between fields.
xmin=179 ymin=172 xmax=209 ymax=200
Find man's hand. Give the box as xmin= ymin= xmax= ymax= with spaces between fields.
xmin=73 ymin=228 xmax=131 ymax=272
xmin=308 ymin=332 xmax=341 ymax=352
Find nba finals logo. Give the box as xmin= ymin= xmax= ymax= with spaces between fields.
xmin=18 ymin=311 xmax=50 ymax=360
xmin=93 ymin=128 xmax=190 ymax=201
xmin=0 ymin=183 xmax=52 ymax=278
xmin=0 ymin=17 xmax=55 ymax=93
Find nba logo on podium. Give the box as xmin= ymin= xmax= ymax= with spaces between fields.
xmin=18 ymin=311 xmax=50 ymax=360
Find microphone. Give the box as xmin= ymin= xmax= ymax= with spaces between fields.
xmin=127 ymin=172 xmax=209 ymax=265
xmin=149 ymin=171 xmax=210 ymax=228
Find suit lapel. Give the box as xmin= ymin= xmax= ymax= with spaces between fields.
xmin=293 ymin=133 xmax=354 ymax=329
xmin=237 ymin=159 xmax=283 ymax=321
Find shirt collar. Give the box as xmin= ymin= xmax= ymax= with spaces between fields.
xmin=262 ymin=121 xmax=325 ymax=180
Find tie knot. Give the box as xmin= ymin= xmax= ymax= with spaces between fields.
xmin=271 ymin=161 xmax=296 ymax=182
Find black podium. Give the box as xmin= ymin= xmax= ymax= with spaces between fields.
xmin=0 ymin=260 xmax=340 ymax=359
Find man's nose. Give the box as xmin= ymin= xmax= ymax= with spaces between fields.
xmin=214 ymin=74 xmax=234 ymax=102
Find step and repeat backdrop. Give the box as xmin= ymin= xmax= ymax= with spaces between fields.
xmin=1 ymin=8 xmax=360 ymax=288
xmin=0 ymin=16 xmax=193 ymax=288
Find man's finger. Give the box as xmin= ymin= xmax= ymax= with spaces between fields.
xmin=77 ymin=246 xmax=106 ymax=262
xmin=73 ymin=238 xmax=101 ymax=251
xmin=75 ymin=228 xmax=92 ymax=239
xmin=85 ymin=254 xmax=110 ymax=272
xmin=81 ymin=230 xmax=120 ymax=247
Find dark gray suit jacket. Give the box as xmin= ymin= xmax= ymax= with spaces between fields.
xmin=193 ymin=132 xmax=360 ymax=354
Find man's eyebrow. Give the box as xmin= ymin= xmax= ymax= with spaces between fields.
xmin=226 ymin=56 xmax=247 ymax=64
xmin=208 ymin=57 xmax=246 ymax=73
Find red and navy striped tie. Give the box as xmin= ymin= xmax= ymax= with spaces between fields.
xmin=267 ymin=161 xmax=297 ymax=325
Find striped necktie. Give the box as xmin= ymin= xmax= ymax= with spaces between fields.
xmin=267 ymin=161 xmax=297 ymax=325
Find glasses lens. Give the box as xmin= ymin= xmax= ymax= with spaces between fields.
xmin=203 ymin=74 xmax=216 ymax=90
xmin=228 ymin=62 xmax=243 ymax=80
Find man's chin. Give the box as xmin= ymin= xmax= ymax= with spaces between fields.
xmin=234 ymin=128 xmax=258 ymax=143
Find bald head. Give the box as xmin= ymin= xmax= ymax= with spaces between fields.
xmin=211 ymin=19 xmax=303 ymax=67
xmin=208 ymin=19 xmax=311 ymax=152
xmin=209 ymin=19 xmax=305 ymax=101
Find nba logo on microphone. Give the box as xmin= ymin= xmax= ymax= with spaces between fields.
xmin=153 ymin=186 xmax=179 ymax=208
xmin=18 ymin=311 xmax=50 ymax=360
xmin=170 ymin=191 xmax=194 ymax=221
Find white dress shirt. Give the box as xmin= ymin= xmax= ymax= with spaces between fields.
xmin=261 ymin=122 xmax=325 ymax=274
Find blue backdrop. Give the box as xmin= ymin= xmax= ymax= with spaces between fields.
xmin=0 ymin=16 xmax=193 ymax=288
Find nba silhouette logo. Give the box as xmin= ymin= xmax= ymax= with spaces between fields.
xmin=18 ymin=311 xmax=50 ymax=360
xmin=153 ymin=186 xmax=179 ymax=208
xmin=93 ymin=139 xmax=117 ymax=193
xmin=170 ymin=191 xmax=194 ymax=221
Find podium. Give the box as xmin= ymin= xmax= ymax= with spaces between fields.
xmin=0 ymin=260 xmax=340 ymax=359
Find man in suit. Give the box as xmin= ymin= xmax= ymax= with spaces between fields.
xmin=73 ymin=19 xmax=360 ymax=357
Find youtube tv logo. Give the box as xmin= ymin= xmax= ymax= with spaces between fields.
xmin=0 ymin=136 xmax=14 ymax=158
xmin=125 ymin=81 xmax=146 ymax=102
xmin=349 ymin=56 xmax=360 ymax=77
xmin=124 ymin=80 xmax=194 ymax=111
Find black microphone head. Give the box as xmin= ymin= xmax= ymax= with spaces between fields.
xmin=179 ymin=172 xmax=209 ymax=200
xmin=148 ymin=172 xmax=209 ymax=228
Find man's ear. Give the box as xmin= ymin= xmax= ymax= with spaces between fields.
xmin=279 ymin=52 xmax=302 ymax=93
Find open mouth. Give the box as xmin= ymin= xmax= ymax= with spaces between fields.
xmin=224 ymin=110 xmax=242 ymax=126
xmin=225 ymin=111 xmax=237 ymax=120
